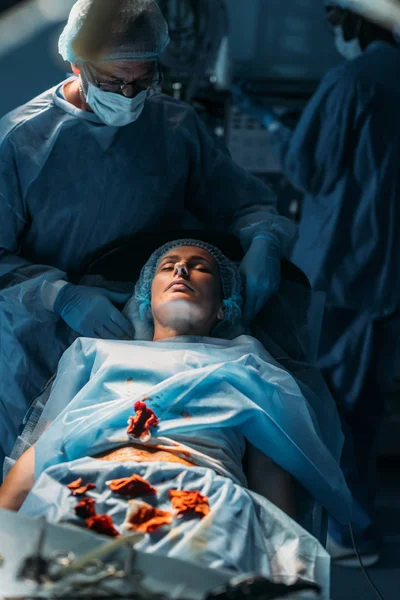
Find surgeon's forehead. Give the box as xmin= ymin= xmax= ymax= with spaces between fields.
xmin=90 ymin=59 xmax=155 ymax=79
xmin=158 ymin=246 xmax=217 ymax=267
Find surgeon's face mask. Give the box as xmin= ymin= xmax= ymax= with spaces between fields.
xmin=333 ymin=25 xmax=363 ymax=61
xmin=85 ymin=82 xmax=148 ymax=127
xmin=79 ymin=62 xmax=152 ymax=127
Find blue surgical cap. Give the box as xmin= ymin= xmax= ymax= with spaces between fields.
xmin=129 ymin=239 xmax=243 ymax=339
xmin=59 ymin=0 xmax=170 ymax=63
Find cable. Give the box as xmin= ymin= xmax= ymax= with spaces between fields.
xmin=349 ymin=521 xmax=386 ymax=600
xmin=159 ymin=0 xmax=228 ymax=101
xmin=160 ymin=0 xmax=226 ymax=70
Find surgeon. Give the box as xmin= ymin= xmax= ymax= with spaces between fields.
xmin=234 ymin=0 xmax=400 ymax=567
xmin=0 ymin=0 xmax=297 ymax=472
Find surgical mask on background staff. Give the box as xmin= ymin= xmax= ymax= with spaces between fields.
xmin=333 ymin=25 xmax=363 ymax=60
xmin=79 ymin=62 xmax=152 ymax=126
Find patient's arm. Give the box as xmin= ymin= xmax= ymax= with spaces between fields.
xmin=0 ymin=446 xmax=35 ymax=512
xmin=245 ymin=442 xmax=297 ymax=520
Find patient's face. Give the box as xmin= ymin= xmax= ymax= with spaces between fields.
xmin=151 ymin=246 xmax=224 ymax=335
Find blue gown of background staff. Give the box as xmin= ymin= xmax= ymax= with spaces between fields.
xmin=268 ymin=40 xmax=400 ymax=543
xmin=0 ymin=80 xmax=296 ymax=467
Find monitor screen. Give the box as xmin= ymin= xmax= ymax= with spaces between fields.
xmin=228 ymin=0 xmax=342 ymax=83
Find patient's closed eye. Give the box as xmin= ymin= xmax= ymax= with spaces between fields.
xmin=189 ymin=260 xmax=211 ymax=272
xmin=159 ymin=258 xmax=212 ymax=274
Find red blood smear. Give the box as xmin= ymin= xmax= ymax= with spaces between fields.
xmin=75 ymin=497 xmax=97 ymax=518
xmin=108 ymin=474 xmax=156 ymax=497
xmin=169 ymin=489 xmax=210 ymax=518
xmin=86 ymin=514 xmax=119 ymax=537
xmin=126 ymin=401 xmax=159 ymax=439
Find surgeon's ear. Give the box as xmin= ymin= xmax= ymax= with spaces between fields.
xmin=71 ymin=64 xmax=81 ymax=75
xmin=217 ymin=305 xmax=224 ymax=321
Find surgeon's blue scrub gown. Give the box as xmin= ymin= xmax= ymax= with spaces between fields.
xmin=0 ymin=79 xmax=296 ymax=472
xmin=269 ymin=41 xmax=400 ymax=544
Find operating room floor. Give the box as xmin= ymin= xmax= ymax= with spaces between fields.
xmin=330 ymin=456 xmax=400 ymax=600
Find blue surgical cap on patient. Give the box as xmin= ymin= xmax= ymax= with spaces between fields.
xmin=58 ymin=0 xmax=170 ymax=63
xmin=131 ymin=239 xmax=243 ymax=338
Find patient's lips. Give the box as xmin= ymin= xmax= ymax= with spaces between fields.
xmin=165 ymin=279 xmax=194 ymax=292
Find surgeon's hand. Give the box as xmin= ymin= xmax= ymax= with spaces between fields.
xmin=240 ymin=234 xmax=281 ymax=324
xmin=54 ymin=284 xmax=134 ymax=340
xmin=232 ymin=85 xmax=279 ymax=128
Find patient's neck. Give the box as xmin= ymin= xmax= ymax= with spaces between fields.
xmin=153 ymin=323 xmax=211 ymax=341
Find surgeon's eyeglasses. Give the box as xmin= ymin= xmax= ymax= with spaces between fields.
xmin=87 ymin=64 xmax=162 ymax=97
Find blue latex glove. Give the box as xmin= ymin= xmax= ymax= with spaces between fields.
xmin=54 ymin=284 xmax=134 ymax=340
xmin=231 ymin=85 xmax=279 ymax=127
xmin=239 ymin=234 xmax=281 ymax=324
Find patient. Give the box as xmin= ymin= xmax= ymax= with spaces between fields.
xmin=0 ymin=239 xmax=351 ymax=586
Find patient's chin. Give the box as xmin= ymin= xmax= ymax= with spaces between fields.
xmin=155 ymin=298 xmax=208 ymax=328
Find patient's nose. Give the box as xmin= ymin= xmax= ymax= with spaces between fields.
xmin=174 ymin=262 xmax=189 ymax=278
